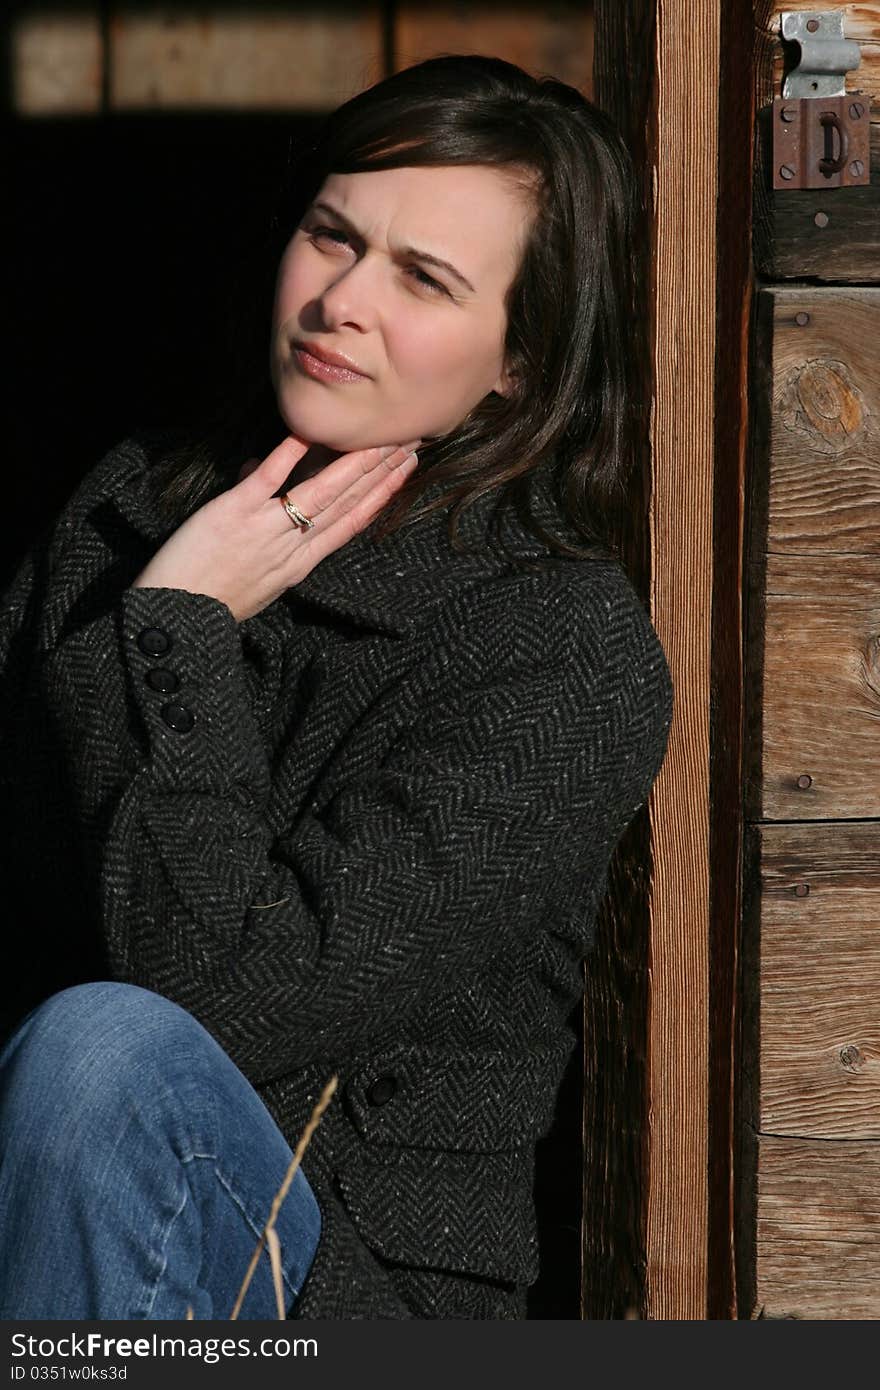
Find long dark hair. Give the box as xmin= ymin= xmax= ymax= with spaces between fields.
xmin=150 ymin=54 xmax=647 ymax=566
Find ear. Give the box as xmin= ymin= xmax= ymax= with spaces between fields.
xmin=492 ymin=361 xmax=519 ymax=398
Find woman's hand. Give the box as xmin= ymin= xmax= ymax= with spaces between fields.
xmin=130 ymin=434 xmax=421 ymax=623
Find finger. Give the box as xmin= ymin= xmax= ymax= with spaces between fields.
xmin=296 ymin=453 xmax=419 ymax=569
xmin=285 ymin=439 xmax=422 ymax=520
xmin=288 ymin=445 xmax=418 ymax=538
xmin=237 ymin=434 xmax=311 ymax=503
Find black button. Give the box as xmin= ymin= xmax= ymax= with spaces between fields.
xmin=144 ymin=667 xmax=180 ymax=694
xmin=365 ymin=1073 xmax=397 ymax=1107
xmin=137 ymin=627 xmax=172 ymax=656
xmin=160 ymin=703 xmax=195 ymax=732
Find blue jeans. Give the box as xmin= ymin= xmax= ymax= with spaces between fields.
xmin=0 ymin=982 xmax=322 ymax=1319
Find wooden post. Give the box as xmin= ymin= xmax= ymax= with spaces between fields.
xmin=592 ymin=0 xmax=731 ymax=1319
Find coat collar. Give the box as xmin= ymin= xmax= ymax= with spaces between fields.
xmin=282 ymin=470 xmax=598 ymax=636
xmin=286 ymin=480 xmax=566 ymax=636
xmin=111 ymin=444 xmax=591 ymax=638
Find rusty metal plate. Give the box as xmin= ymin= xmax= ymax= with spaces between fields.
xmin=772 ymin=93 xmax=870 ymax=190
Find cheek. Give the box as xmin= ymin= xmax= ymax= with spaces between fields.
xmin=390 ymin=325 xmax=468 ymax=384
xmin=391 ymin=327 xmax=491 ymax=409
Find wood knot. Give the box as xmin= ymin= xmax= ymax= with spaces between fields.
xmin=793 ymin=360 xmax=862 ymax=445
xmin=839 ymin=1044 xmax=865 ymax=1072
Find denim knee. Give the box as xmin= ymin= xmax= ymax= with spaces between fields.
xmin=0 ymin=982 xmax=207 ymax=1133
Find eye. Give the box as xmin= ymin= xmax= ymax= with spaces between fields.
xmin=308 ymin=226 xmax=348 ymax=246
xmin=409 ymin=267 xmax=448 ymax=296
xmin=305 ymin=225 xmax=450 ymax=297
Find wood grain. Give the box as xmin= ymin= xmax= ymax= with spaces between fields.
xmin=754 ymin=821 xmax=880 ymax=1137
xmin=746 ymin=552 xmax=880 ymax=820
xmin=745 ymin=287 xmax=880 ymax=821
xmin=762 ymin=289 xmax=880 ymax=558
xmin=643 ymin=0 xmax=720 ymax=1322
xmin=597 ymin=0 xmax=722 ymax=1321
xmin=754 ymin=1135 xmax=880 ymax=1319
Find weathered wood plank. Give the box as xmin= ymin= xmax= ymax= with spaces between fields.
xmin=11 ymin=7 xmax=104 ymax=115
xmin=744 ymin=287 xmax=880 ymax=820
xmin=109 ymin=4 xmax=383 ymax=111
xmin=395 ymin=1 xmax=594 ymax=97
xmin=745 ymin=551 xmax=880 ymax=819
xmin=753 ymin=1134 xmax=880 ymax=1319
xmin=753 ymin=821 xmax=880 ymax=1136
xmin=757 ymin=288 xmax=880 ymax=557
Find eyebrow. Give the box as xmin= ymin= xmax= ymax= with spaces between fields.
xmin=306 ymin=200 xmax=477 ymax=294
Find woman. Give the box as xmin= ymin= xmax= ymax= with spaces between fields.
xmin=0 ymin=54 xmax=673 ymax=1319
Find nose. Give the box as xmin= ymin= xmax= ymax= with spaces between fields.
xmin=318 ymin=254 xmax=382 ymax=333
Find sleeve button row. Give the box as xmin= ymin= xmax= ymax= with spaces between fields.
xmin=161 ymin=703 xmax=195 ymax=732
xmin=137 ymin=626 xmax=172 ymax=656
xmin=144 ymin=667 xmax=181 ymax=694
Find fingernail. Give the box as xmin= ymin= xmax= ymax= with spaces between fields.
xmin=401 ymin=438 xmax=422 ymax=453
xmin=397 ymin=450 xmax=418 ymax=468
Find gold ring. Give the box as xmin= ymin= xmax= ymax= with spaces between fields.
xmin=279 ymin=493 xmax=315 ymax=529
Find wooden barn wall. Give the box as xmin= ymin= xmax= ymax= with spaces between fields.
xmin=744 ymin=0 xmax=880 ymax=1320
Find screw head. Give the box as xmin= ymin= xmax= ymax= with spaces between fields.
xmin=796 ymin=774 xmax=813 ymax=790
xmin=814 ymin=211 xmax=829 ymax=228
xmin=806 ymin=18 xmax=819 ymax=32
xmin=779 ymin=164 xmax=796 ymax=180
xmin=795 ymin=312 xmax=810 ymax=326
xmin=849 ymin=102 xmax=865 ymax=120
xmin=780 ymin=107 xmax=797 ymax=123
xmin=793 ymin=883 xmax=810 ymax=898
xmin=849 ymin=160 xmax=865 ymax=177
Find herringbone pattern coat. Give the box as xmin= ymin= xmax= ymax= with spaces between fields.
xmin=0 ymin=433 xmax=674 ymax=1319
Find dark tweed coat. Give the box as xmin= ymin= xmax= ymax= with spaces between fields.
xmin=0 ymin=432 xmax=673 ymax=1320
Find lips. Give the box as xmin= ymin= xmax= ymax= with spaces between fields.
xmin=293 ymin=340 xmax=368 ymax=376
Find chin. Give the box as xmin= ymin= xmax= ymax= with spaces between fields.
xmin=277 ymin=394 xmax=392 ymax=455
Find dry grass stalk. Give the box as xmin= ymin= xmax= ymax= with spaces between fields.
xmin=265 ymin=1228 xmax=285 ymax=1320
xmin=228 ymin=1073 xmax=338 ymax=1320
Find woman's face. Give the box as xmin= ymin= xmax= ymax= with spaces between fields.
xmin=270 ymin=164 xmax=533 ymax=454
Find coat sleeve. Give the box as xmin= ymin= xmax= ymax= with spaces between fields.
xmin=86 ymin=576 xmax=673 ymax=1086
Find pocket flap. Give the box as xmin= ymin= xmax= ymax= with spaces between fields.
xmin=335 ymin=1142 xmax=540 ymax=1284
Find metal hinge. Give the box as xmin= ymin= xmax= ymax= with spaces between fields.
xmin=772 ymin=11 xmax=870 ymax=190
